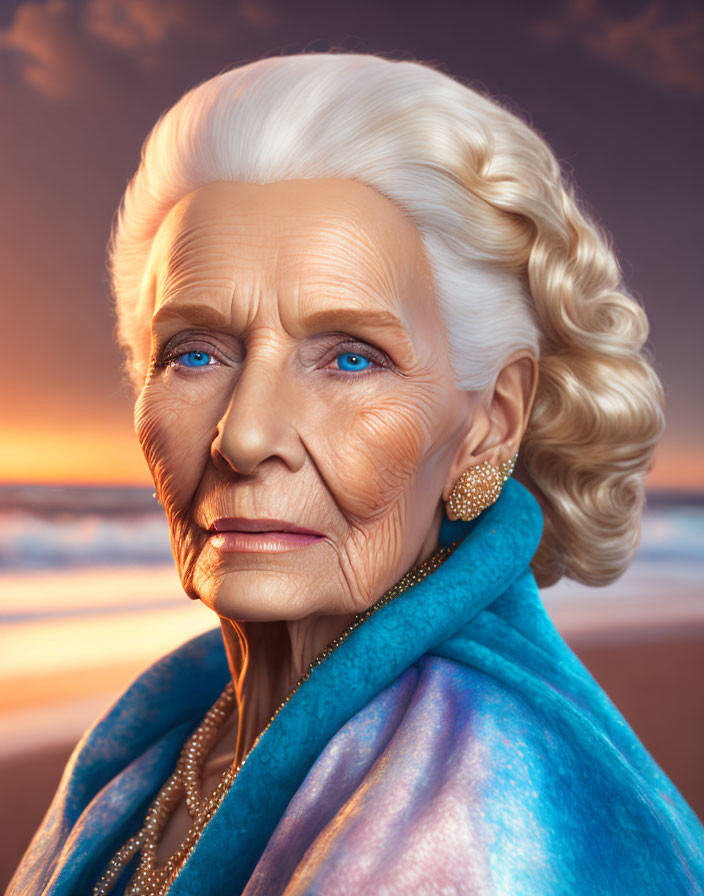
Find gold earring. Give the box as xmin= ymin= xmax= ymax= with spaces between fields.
xmin=446 ymin=451 xmax=519 ymax=521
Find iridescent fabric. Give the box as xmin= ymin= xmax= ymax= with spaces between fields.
xmin=9 ymin=479 xmax=704 ymax=895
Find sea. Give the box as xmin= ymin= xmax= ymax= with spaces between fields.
xmin=1 ymin=482 xmax=703 ymax=753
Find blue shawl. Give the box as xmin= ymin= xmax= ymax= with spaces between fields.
xmin=9 ymin=479 xmax=704 ymax=894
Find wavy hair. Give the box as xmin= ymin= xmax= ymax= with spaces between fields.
xmin=107 ymin=52 xmax=665 ymax=588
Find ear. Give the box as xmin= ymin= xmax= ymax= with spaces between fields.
xmin=441 ymin=351 xmax=539 ymax=504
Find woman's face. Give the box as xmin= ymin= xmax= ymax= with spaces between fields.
xmin=134 ymin=178 xmax=478 ymax=621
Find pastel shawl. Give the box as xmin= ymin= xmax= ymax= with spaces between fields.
xmin=9 ymin=479 xmax=704 ymax=895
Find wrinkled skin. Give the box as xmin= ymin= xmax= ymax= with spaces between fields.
xmin=132 ymin=178 xmax=537 ymax=818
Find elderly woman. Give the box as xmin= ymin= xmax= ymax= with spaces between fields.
xmin=10 ymin=53 xmax=704 ymax=895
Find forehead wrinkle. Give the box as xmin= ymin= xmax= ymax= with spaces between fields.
xmin=153 ymin=229 xmax=277 ymax=336
xmin=157 ymin=250 xmax=234 ymax=308
xmin=282 ymin=228 xmax=402 ymax=324
xmin=148 ymin=187 xmax=413 ymax=339
xmin=156 ymin=221 xmax=255 ymax=302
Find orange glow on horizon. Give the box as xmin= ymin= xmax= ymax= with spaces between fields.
xmin=1 ymin=425 xmax=702 ymax=490
xmin=0 ymin=424 xmax=152 ymax=487
xmin=645 ymin=446 xmax=704 ymax=491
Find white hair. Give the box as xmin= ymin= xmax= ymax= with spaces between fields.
xmin=109 ymin=51 xmax=665 ymax=589
xmin=109 ymin=52 xmax=541 ymax=393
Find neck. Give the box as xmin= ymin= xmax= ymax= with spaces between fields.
xmin=220 ymin=612 xmax=357 ymax=766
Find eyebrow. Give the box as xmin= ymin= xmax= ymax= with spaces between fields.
xmin=300 ymin=307 xmax=410 ymax=336
xmin=151 ymin=302 xmax=231 ymax=329
xmin=151 ymin=301 xmax=412 ymax=341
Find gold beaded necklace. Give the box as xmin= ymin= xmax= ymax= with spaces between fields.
xmin=93 ymin=540 xmax=459 ymax=896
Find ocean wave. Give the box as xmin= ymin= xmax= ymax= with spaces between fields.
xmin=0 ymin=511 xmax=172 ymax=570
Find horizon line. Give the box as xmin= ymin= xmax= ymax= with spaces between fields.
xmin=2 ymin=479 xmax=704 ymax=500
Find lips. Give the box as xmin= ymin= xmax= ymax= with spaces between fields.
xmin=209 ymin=517 xmax=323 ymax=537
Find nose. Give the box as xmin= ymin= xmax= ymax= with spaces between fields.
xmin=210 ymin=354 xmax=307 ymax=477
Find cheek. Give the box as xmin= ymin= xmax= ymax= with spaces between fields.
xmin=316 ymin=379 xmax=448 ymax=521
xmin=134 ymin=386 xmax=214 ymax=509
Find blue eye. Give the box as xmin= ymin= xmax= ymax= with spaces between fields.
xmin=335 ymin=352 xmax=373 ymax=372
xmin=176 ymin=350 xmax=212 ymax=368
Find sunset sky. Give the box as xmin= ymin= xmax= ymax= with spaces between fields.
xmin=1 ymin=0 xmax=703 ymax=488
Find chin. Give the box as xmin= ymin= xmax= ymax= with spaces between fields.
xmin=196 ymin=568 xmax=319 ymax=623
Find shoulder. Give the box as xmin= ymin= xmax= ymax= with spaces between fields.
xmin=76 ymin=626 xmax=228 ymax=769
xmin=249 ymin=654 xmax=704 ymax=895
xmin=7 ymin=628 xmax=230 ymax=896
xmin=71 ymin=627 xmax=230 ymax=812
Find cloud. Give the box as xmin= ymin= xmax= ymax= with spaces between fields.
xmin=0 ymin=0 xmax=278 ymax=101
xmin=0 ymin=0 xmax=87 ymax=100
xmin=534 ymin=0 xmax=704 ymax=99
xmin=238 ymin=0 xmax=277 ymax=29
xmin=84 ymin=0 xmax=195 ymax=52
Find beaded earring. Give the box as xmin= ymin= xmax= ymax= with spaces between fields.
xmin=445 ymin=451 xmax=519 ymax=521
